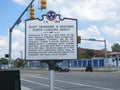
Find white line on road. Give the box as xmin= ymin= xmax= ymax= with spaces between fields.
xmin=21 ymin=78 xmax=66 ymax=90
xmin=31 ymin=76 xmax=115 ymax=90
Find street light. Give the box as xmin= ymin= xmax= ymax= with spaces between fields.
xmin=8 ymin=0 xmax=35 ymax=70
xmin=104 ymin=39 xmax=108 ymax=68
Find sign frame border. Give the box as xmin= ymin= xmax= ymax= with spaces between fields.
xmin=25 ymin=14 xmax=78 ymax=61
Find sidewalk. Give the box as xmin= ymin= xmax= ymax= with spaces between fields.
xmin=21 ymin=86 xmax=32 ymax=90
xmin=69 ymin=67 xmax=119 ymax=72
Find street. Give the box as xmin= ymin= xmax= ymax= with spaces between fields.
xmin=21 ymin=70 xmax=120 ymax=90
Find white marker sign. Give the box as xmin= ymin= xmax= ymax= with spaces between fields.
xmin=25 ymin=11 xmax=77 ymax=60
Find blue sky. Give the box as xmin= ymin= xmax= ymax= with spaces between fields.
xmin=0 ymin=0 xmax=120 ymax=59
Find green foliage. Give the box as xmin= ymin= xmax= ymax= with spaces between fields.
xmin=0 ymin=58 xmax=8 ymax=65
xmin=86 ymin=50 xmax=94 ymax=57
xmin=14 ymin=59 xmax=26 ymax=68
xmin=15 ymin=60 xmax=23 ymax=68
xmin=78 ymin=49 xmax=94 ymax=59
xmin=78 ymin=54 xmax=90 ymax=59
xmin=111 ymin=43 xmax=120 ymax=52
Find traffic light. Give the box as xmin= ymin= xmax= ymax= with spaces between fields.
xmin=5 ymin=54 xmax=9 ymax=58
xmin=40 ymin=0 xmax=47 ymax=9
xmin=29 ymin=6 xmax=34 ymax=19
xmin=77 ymin=36 xmax=81 ymax=43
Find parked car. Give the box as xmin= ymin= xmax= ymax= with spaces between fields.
xmin=54 ymin=65 xmax=70 ymax=72
xmin=0 ymin=65 xmax=9 ymax=70
xmin=85 ymin=64 xmax=93 ymax=72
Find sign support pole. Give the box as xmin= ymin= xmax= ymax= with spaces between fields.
xmin=49 ymin=60 xmax=55 ymax=90
xmin=50 ymin=70 xmax=54 ymax=90
xmin=43 ymin=60 xmax=61 ymax=90
xmin=48 ymin=60 xmax=55 ymax=90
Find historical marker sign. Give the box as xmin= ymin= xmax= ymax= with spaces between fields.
xmin=25 ymin=11 xmax=78 ymax=60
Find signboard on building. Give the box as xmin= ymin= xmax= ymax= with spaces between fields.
xmin=25 ymin=11 xmax=78 ymax=60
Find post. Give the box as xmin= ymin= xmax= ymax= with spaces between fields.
xmin=8 ymin=0 xmax=35 ymax=70
xmin=104 ymin=39 xmax=107 ymax=69
xmin=8 ymin=29 xmax=12 ymax=70
xmin=48 ymin=61 xmax=55 ymax=90
xmin=118 ymin=59 xmax=119 ymax=71
xmin=50 ymin=70 xmax=54 ymax=90
xmin=116 ymin=55 xmax=119 ymax=71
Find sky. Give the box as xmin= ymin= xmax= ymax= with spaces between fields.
xmin=0 ymin=0 xmax=120 ymax=59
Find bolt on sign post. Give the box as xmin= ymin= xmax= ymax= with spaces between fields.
xmin=25 ymin=10 xmax=78 ymax=61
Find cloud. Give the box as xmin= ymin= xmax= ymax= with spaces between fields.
xmin=18 ymin=22 xmax=25 ymax=30
xmin=12 ymin=29 xmax=25 ymax=50
xmin=101 ymin=24 xmax=120 ymax=38
xmin=0 ymin=36 xmax=8 ymax=47
xmin=78 ymin=25 xmax=102 ymax=39
xmin=13 ymin=0 xmax=30 ymax=5
xmin=47 ymin=0 xmax=120 ymax=25
xmin=0 ymin=36 xmax=8 ymax=58
xmin=0 ymin=28 xmax=25 ymax=59
xmin=12 ymin=29 xmax=25 ymax=59
xmin=78 ymin=25 xmax=106 ymax=50
xmin=13 ymin=0 xmax=120 ymax=23
xmin=78 ymin=24 xmax=120 ymax=51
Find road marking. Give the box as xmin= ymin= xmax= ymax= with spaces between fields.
xmin=21 ymin=78 xmax=66 ymax=90
xmin=31 ymin=76 xmax=115 ymax=90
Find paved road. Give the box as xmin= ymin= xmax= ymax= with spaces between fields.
xmin=21 ymin=70 xmax=120 ymax=90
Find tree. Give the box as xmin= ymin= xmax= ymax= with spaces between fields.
xmin=0 ymin=58 xmax=8 ymax=64
xmin=14 ymin=58 xmax=26 ymax=68
xmin=78 ymin=49 xmax=94 ymax=59
xmin=111 ymin=43 xmax=120 ymax=52
xmin=86 ymin=49 xmax=94 ymax=58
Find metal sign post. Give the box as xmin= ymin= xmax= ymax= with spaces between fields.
xmin=49 ymin=69 xmax=54 ymax=90
xmin=48 ymin=61 xmax=56 ymax=90
xmin=44 ymin=60 xmax=61 ymax=90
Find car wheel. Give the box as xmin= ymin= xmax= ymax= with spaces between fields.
xmin=67 ymin=70 xmax=69 ymax=72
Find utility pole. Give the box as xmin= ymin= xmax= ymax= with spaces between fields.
xmin=104 ymin=39 xmax=108 ymax=69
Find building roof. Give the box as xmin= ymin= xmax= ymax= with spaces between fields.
xmin=107 ymin=52 xmax=120 ymax=55
xmin=78 ymin=48 xmax=119 ymax=57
